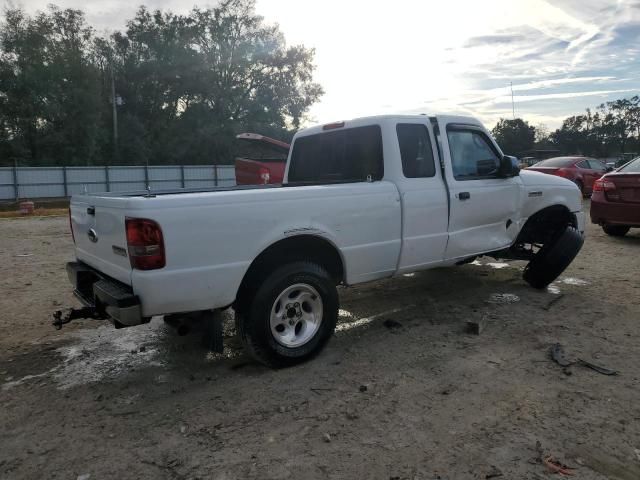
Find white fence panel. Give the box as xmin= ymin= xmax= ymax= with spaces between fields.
xmin=0 ymin=165 xmax=237 ymax=200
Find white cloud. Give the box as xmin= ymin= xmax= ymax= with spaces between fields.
xmin=11 ymin=0 xmax=640 ymax=129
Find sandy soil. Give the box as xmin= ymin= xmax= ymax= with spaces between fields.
xmin=1 ymin=207 xmax=639 ymax=480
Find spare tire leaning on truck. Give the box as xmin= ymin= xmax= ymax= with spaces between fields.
xmin=522 ymin=225 xmax=584 ymax=289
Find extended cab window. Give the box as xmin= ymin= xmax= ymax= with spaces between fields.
xmin=396 ymin=124 xmax=435 ymax=178
xmin=288 ymin=125 xmax=383 ymax=183
xmin=447 ymin=128 xmax=500 ymax=180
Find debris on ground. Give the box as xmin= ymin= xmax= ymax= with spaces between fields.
xmin=359 ymin=385 xmax=368 ymax=392
xmin=550 ymin=343 xmax=573 ymax=367
xmin=577 ymin=358 xmax=618 ymax=376
xmin=322 ymin=433 xmax=331 ymax=443
xmin=467 ymin=315 xmax=487 ymax=335
xmin=543 ymin=456 xmax=575 ymax=476
xmin=536 ymin=440 xmax=575 ymax=476
xmin=550 ymin=344 xmax=618 ymax=375
xmin=486 ymin=293 xmax=520 ymax=304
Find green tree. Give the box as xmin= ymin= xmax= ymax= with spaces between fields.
xmin=104 ymin=0 xmax=322 ymax=164
xmin=0 ymin=1 xmax=323 ymax=166
xmin=491 ymin=118 xmax=535 ymax=156
xmin=0 ymin=6 xmax=104 ymax=165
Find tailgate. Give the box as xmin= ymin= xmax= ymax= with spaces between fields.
xmin=70 ymin=198 xmax=132 ymax=285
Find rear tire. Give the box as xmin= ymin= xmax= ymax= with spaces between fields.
xmin=523 ymin=225 xmax=584 ymax=289
xmin=237 ymin=261 xmax=338 ymax=368
xmin=603 ymin=225 xmax=630 ymax=237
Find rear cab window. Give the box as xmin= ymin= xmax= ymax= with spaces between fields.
xmin=396 ymin=124 xmax=436 ymax=178
xmin=287 ymin=125 xmax=383 ymax=183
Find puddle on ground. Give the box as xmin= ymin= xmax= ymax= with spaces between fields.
xmin=487 ymin=293 xmax=520 ymax=304
xmin=2 ymin=320 xmax=167 ymax=391
xmin=485 ymin=262 xmax=511 ymax=269
xmin=547 ymin=284 xmax=562 ymax=295
xmin=470 ymin=260 xmax=513 ymax=270
xmin=2 ymin=313 xmax=244 ymax=391
xmin=547 ymin=276 xmax=589 ymax=295
xmin=335 ymin=306 xmax=413 ymax=333
xmin=560 ymin=277 xmax=589 ymax=286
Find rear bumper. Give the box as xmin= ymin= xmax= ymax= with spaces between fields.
xmin=590 ymin=194 xmax=640 ymax=227
xmin=66 ymin=262 xmax=145 ymax=327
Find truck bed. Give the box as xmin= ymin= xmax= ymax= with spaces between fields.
xmin=70 ymin=179 xmax=403 ymax=316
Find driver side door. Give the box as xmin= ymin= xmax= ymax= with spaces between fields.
xmin=436 ymin=117 xmax=522 ymax=260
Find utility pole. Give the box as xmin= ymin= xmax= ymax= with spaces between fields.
xmin=110 ymin=64 xmax=118 ymax=162
xmin=510 ymin=81 xmax=515 ymax=119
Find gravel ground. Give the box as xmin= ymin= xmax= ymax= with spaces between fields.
xmin=1 ymin=207 xmax=639 ymax=480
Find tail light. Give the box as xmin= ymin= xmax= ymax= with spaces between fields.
xmin=68 ymin=207 xmax=75 ymax=243
xmin=555 ymin=168 xmax=571 ymax=178
xmin=259 ymin=167 xmax=271 ymax=184
xmin=593 ymin=178 xmax=619 ymax=200
xmin=125 ymin=218 xmax=165 ymax=270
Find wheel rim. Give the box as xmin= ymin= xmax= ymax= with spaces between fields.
xmin=269 ymin=283 xmax=323 ymax=348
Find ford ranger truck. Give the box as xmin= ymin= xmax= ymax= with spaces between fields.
xmin=59 ymin=115 xmax=585 ymax=367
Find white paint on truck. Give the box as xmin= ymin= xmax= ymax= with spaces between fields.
xmin=69 ymin=114 xmax=584 ymax=318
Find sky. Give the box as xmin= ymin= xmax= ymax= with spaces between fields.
xmin=8 ymin=0 xmax=640 ymax=129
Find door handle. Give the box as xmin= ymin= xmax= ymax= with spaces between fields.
xmin=458 ymin=192 xmax=470 ymax=200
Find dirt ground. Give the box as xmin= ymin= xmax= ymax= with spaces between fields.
xmin=1 ymin=206 xmax=639 ymax=480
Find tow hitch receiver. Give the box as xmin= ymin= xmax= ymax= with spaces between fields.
xmin=52 ymin=306 xmax=107 ymax=330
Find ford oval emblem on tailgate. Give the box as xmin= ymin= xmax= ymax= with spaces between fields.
xmin=87 ymin=228 xmax=98 ymax=243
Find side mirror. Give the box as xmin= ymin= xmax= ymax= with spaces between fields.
xmin=499 ymin=155 xmax=520 ymax=177
xmin=606 ymin=166 xmax=614 ymax=172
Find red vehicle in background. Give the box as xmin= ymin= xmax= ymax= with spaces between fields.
xmin=526 ymin=156 xmax=610 ymax=196
xmin=591 ymin=156 xmax=640 ymax=237
xmin=234 ymin=133 xmax=290 ymax=185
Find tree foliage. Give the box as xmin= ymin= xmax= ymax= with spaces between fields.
xmin=491 ymin=118 xmax=536 ymax=155
xmin=548 ymin=97 xmax=640 ymax=157
xmin=0 ymin=1 xmax=323 ymax=166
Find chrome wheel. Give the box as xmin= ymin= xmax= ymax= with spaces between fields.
xmin=269 ymin=283 xmax=323 ymax=348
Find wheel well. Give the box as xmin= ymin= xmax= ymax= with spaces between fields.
xmin=235 ymin=235 xmax=345 ymax=309
xmin=516 ymin=205 xmax=577 ymax=245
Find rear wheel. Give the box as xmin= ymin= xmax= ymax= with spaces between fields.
xmin=237 ymin=261 xmax=338 ymax=368
xmin=603 ymin=225 xmax=630 ymax=237
xmin=523 ymin=225 xmax=584 ymax=289
xmin=573 ymin=179 xmax=586 ymax=197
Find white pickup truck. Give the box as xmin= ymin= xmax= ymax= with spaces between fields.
xmin=60 ymin=114 xmax=584 ymax=367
